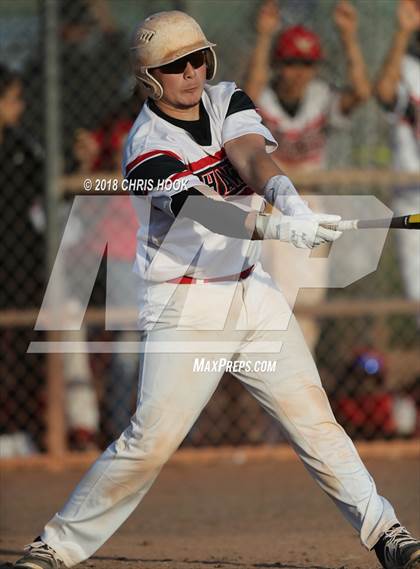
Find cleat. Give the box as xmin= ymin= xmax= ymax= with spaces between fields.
xmin=13 ymin=539 xmax=64 ymax=569
xmin=374 ymin=524 xmax=420 ymax=569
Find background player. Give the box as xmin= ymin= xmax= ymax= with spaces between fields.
xmin=7 ymin=10 xmax=420 ymax=569
xmin=245 ymin=0 xmax=371 ymax=352
xmin=0 ymin=64 xmax=44 ymax=456
xmin=375 ymin=0 xmax=420 ymax=319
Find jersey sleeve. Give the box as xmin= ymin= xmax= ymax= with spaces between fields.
xmin=221 ymin=88 xmax=278 ymax=152
xmin=125 ymin=149 xmax=202 ymax=217
xmin=394 ymin=55 xmax=419 ymax=118
xmin=393 ymin=82 xmax=410 ymax=117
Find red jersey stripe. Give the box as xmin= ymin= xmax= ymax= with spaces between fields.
xmin=169 ymin=170 xmax=195 ymax=181
xmin=188 ymin=149 xmax=226 ymax=173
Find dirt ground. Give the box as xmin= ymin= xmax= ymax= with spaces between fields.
xmin=0 ymin=456 xmax=419 ymax=569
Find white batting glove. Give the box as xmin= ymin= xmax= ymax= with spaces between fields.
xmin=311 ymin=213 xmax=343 ymax=245
xmin=255 ymin=213 xmax=343 ymax=249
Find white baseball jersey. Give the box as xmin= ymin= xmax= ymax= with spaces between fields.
xmin=123 ymin=82 xmax=277 ymax=282
xmin=258 ymin=79 xmax=348 ymax=170
xmin=392 ymin=54 xmax=420 ymax=172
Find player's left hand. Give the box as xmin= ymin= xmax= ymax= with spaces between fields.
xmin=334 ymin=0 xmax=358 ymax=37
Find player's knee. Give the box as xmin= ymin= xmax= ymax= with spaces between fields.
xmin=141 ymin=433 xmax=176 ymax=466
xmin=114 ymin=409 xmax=181 ymax=467
xmin=114 ymin=427 xmax=176 ymax=466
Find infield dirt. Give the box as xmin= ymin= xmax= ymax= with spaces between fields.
xmin=1 ymin=456 xmax=419 ymax=569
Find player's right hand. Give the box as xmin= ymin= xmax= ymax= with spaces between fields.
xmin=312 ymin=213 xmax=343 ymax=245
xmin=256 ymin=0 xmax=280 ymax=36
xmin=397 ymin=0 xmax=420 ymax=33
xmin=256 ymin=213 xmax=342 ymax=248
xmin=287 ymin=214 xmax=342 ymax=249
xmin=334 ymin=0 xmax=358 ymax=38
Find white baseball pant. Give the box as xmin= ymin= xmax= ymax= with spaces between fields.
xmin=41 ymin=263 xmax=398 ymax=567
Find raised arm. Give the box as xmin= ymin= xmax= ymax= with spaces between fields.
xmin=334 ymin=0 xmax=371 ymax=114
xmin=244 ymin=0 xmax=280 ymax=102
xmin=375 ymin=0 xmax=420 ymax=107
xmin=87 ymin=0 xmax=117 ymax=34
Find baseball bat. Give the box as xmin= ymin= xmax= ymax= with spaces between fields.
xmin=324 ymin=213 xmax=420 ymax=231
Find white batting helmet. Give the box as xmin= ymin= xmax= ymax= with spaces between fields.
xmin=131 ymin=11 xmax=217 ymax=100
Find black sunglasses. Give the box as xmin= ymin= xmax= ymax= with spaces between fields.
xmin=281 ymin=59 xmax=316 ymax=67
xmin=157 ymin=50 xmax=207 ymax=75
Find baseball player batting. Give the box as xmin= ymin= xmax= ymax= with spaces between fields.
xmin=7 ymin=10 xmax=420 ymax=569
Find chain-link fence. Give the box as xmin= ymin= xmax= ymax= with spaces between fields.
xmin=0 ymin=0 xmax=419 ymax=458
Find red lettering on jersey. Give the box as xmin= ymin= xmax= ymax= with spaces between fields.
xmin=194 ymin=157 xmax=252 ymax=196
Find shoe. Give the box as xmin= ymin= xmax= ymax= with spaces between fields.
xmin=13 ymin=538 xmax=64 ymax=568
xmin=374 ymin=524 xmax=420 ymax=568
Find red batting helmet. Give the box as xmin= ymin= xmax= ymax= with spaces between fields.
xmin=274 ymin=25 xmax=323 ymax=62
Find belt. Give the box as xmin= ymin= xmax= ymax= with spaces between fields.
xmin=167 ymin=265 xmax=254 ymax=285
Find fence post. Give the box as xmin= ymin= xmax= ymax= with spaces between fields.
xmin=44 ymin=0 xmax=66 ymax=459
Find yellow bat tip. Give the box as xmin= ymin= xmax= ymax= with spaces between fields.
xmin=408 ymin=214 xmax=420 ymax=224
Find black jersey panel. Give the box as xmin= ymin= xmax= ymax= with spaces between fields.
xmin=225 ymin=90 xmax=256 ymax=118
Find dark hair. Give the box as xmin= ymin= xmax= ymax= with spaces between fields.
xmin=0 ymin=63 xmax=20 ymax=97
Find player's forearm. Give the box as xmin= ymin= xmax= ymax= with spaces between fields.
xmin=172 ymin=192 xmax=340 ymax=247
xmin=226 ymin=134 xmax=285 ymax=191
xmin=238 ymin=146 xmax=283 ymax=192
xmin=169 ymin=187 xmax=261 ymax=240
xmin=237 ymin=149 xmax=313 ymax=217
xmin=170 ymin=185 xmax=311 ymax=242
xmin=225 ymin=135 xmax=311 ymax=216
xmin=375 ymin=28 xmax=410 ymax=105
xmin=243 ymin=34 xmax=273 ymax=102
xmin=340 ymin=33 xmax=371 ymax=112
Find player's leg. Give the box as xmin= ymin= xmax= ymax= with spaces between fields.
xmin=32 ymin=330 xmax=225 ymax=567
xmin=62 ymin=246 xmax=101 ymax=450
xmin=62 ymin=323 xmax=99 ymax=450
xmin=15 ymin=280 xmax=245 ymax=568
xmin=261 ymin=194 xmax=329 ymax=354
xmin=233 ymin=265 xmax=418 ymax=560
xmin=103 ymin=258 xmax=140 ymax=439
